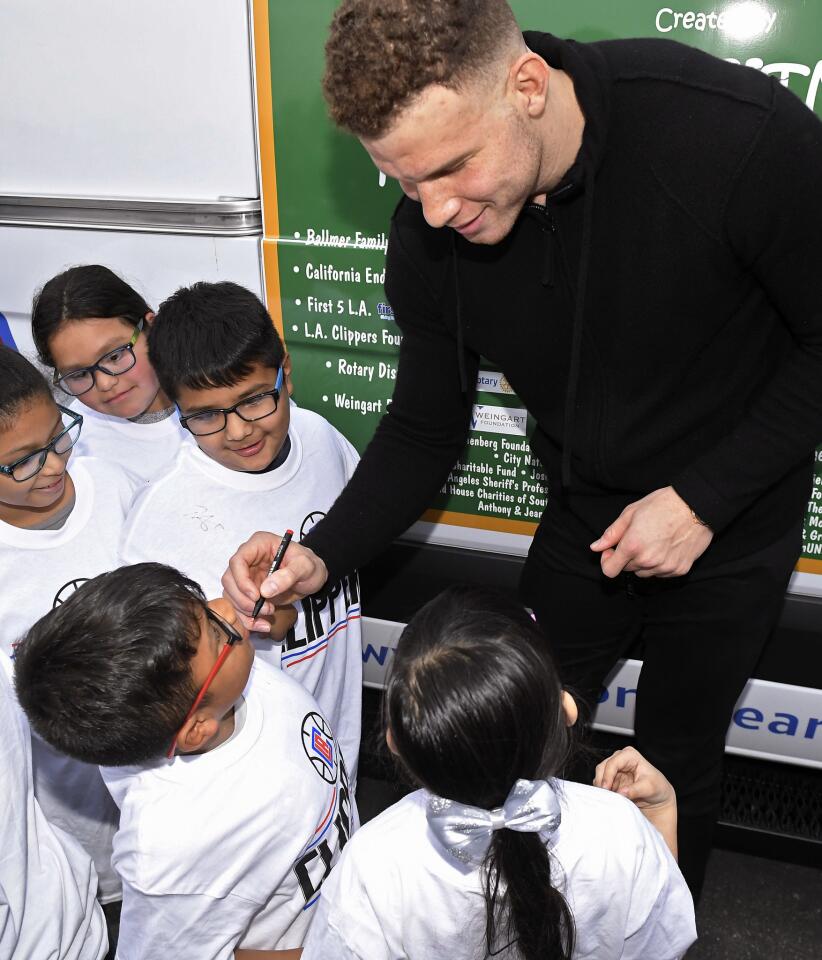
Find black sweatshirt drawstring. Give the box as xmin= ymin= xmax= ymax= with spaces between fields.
xmin=560 ymin=162 xmax=596 ymax=493
xmin=449 ymin=163 xmax=596 ymax=493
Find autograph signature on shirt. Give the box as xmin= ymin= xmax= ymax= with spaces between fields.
xmin=184 ymin=505 xmax=225 ymax=533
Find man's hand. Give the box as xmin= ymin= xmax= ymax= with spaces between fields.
xmin=222 ymin=531 xmax=329 ymax=633
xmin=594 ymin=746 xmax=679 ymax=858
xmin=590 ymin=486 xmax=713 ymax=579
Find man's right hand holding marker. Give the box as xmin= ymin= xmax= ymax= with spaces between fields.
xmin=223 ymin=531 xmax=329 ymax=633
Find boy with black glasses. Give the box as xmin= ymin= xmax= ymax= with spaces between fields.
xmin=14 ymin=563 xmax=353 ymax=960
xmin=0 ymin=344 xmax=142 ymax=909
xmin=119 ymin=281 xmax=363 ymax=787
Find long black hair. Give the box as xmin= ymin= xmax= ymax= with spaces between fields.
xmin=386 ymin=585 xmax=576 ymax=960
xmin=31 ymin=265 xmax=151 ymax=368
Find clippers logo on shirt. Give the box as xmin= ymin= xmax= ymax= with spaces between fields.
xmin=293 ymin=749 xmax=352 ymax=910
xmin=299 ymin=510 xmax=326 ymax=541
xmin=302 ymin=711 xmax=336 ymax=782
xmin=52 ymin=578 xmax=90 ymax=608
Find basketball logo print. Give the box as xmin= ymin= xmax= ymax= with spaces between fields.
xmin=301 ymin=712 xmax=337 ymax=783
xmin=53 ymin=578 xmax=90 ymax=608
xmin=299 ymin=511 xmax=326 ymax=542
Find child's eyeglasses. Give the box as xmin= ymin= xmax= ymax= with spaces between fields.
xmin=0 ymin=405 xmax=83 ymax=482
xmin=166 ymin=608 xmax=244 ymax=759
xmin=53 ymin=318 xmax=144 ymax=397
xmin=179 ymin=366 xmax=284 ymax=437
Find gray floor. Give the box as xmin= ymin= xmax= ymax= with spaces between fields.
xmin=356 ymin=777 xmax=822 ymax=959
xmin=688 ymin=848 xmax=821 ymax=959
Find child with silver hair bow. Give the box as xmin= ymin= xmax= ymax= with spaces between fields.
xmin=302 ymin=586 xmax=697 ymax=960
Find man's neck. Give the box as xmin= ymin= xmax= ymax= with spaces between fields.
xmin=532 ymin=68 xmax=585 ymax=203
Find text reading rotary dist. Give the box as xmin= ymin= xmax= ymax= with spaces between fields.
xmin=337 ymin=359 xmax=397 ymax=382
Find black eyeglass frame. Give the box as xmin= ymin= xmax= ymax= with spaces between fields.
xmin=53 ymin=318 xmax=145 ymax=397
xmin=178 ymin=366 xmax=284 ymax=437
xmin=0 ymin=405 xmax=84 ymax=482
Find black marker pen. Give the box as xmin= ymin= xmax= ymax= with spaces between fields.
xmin=251 ymin=529 xmax=293 ymax=621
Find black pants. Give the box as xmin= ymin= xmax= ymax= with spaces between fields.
xmin=521 ymin=518 xmax=802 ymax=901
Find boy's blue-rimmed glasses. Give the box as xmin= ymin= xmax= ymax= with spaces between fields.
xmin=166 ymin=608 xmax=244 ymax=759
xmin=0 ymin=405 xmax=83 ymax=482
xmin=53 ymin=318 xmax=145 ymax=397
xmin=178 ymin=366 xmax=284 ymax=437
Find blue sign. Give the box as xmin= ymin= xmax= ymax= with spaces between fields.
xmin=0 ymin=312 xmax=17 ymax=350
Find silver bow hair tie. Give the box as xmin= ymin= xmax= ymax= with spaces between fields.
xmin=426 ymin=778 xmax=562 ymax=867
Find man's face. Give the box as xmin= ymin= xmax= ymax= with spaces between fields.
xmin=362 ymin=82 xmax=543 ymax=245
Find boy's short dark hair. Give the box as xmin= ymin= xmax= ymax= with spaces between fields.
xmin=0 ymin=345 xmax=53 ymax=431
xmin=14 ymin=563 xmax=207 ymax=766
xmin=149 ymin=281 xmax=285 ymax=403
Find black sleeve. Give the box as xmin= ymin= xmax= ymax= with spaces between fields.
xmin=674 ymin=81 xmax=822 ymax=530
xmin=303 ymin=218 xmax=478 ymax=581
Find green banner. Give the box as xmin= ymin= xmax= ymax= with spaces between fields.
xmin=257 ymin=0 xmax=822 ymax=567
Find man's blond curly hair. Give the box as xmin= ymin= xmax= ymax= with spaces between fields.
xmin=323 ymin=0 xmax=521 ymax=138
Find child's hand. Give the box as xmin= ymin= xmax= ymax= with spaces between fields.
xmin=594 ymin=746 xmax=678 ymax=857
xmin=257 ymin=604 xmax=298 ymax=642
xmin=594 ymin=746 xmax=675 ymax=809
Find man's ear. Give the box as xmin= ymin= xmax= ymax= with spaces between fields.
xmin=176 ymin=713 xmax=220 ymax=754
xmin=282 ymin=352 xmax=294 ymax=397
xmin=508 ymin=51 xmax=550 ymax=119
xmin=385 ymin=726 xmax=399 ymax=757
xmin=144 ymin=310 xmax=156 ymax=325
xmin=561 ymin=690 xmax=579 ymax=728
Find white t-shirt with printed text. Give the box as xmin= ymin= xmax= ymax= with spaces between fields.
xmin=119 ymin=405 xmax=363 ymax=783
xmin=302 ymin=782 xmax=697 ymax=960
xmin=73 ymin=404 xmax=186 ymax=483
xmin=0 ymin=456 xmax=142 ymax=902
xmin=0 ymin=652 xmax=108 ymax=960
xmin=102 ymin=658 xmax=355 ymax=960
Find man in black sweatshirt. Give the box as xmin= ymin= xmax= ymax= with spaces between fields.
xmin=223 ymin=0 xmax=822 ymax=897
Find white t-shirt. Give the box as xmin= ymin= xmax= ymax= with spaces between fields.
xmin=302 ymin=783 xmax=697 ymax=960
xmin=0 ymin=456 xmax=142 ymax=902
xmin=102 ymin=659 xmax=355 ymax=960
xmin=119 ymin=405 xmax=363 ymax=784
xmin=73 ymin=404 xmax=186 ymax=483
xmin=0 ymin=652 xmax=108 ymax=960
